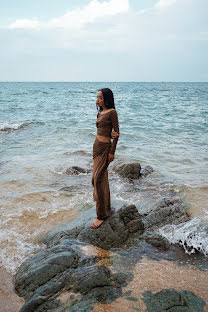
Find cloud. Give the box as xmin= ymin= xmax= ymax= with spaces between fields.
xmin=9 ymin=19 xmax=40 ymax=30
xmin=3 ymin=0 xmax=208 ymax=50
xmin=0 ymin=0 xmax=207 ymax=81
xmin=8 ymin=0 xmax=129 ymax=30
xmin=155 ymin=0 xmax=178 ymax=9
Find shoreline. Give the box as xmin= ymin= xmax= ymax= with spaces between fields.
xmin=1 ymin=165 xmax=208 ymax=311
xmin=1 ymin=252 xmax=208 ymax=312
xmin=13 ymin=195 xmax=208 ymax=311
xmin=0 ymin=266 xmax=24 ymax=312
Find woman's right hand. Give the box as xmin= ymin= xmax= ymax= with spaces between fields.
xmin=111 ymin=131 xmax=119 ymax=139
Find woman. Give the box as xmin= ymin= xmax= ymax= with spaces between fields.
xmin=91 ymin=88 xmax=119 ymax=228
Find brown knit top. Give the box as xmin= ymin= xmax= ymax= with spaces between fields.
xmin=96 ymin=109 xmax=119 ymax=155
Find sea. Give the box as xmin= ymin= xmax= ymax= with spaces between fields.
xmin=0 ymin=81 xmax=208 ymax=274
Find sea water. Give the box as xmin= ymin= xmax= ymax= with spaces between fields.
xmin=0 ymin=82 xmax=208 ymax=272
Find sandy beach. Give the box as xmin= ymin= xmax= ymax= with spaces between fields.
xmin=0 ymin=267 xmax=24 ymax=312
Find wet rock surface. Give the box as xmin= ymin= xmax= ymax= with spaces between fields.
xmin=65 ymin=166 xmax=89 ymax=175
xmin=113 ymin=162 xmax=141 ymax=180
xmin=143 ymin=197 xmax=190 ymax=229
xmin=43 ymin=197 xmax=189 ymax=252
xmin=14 ymin=197 xmax=193 ymax=311
xmin=43 ymin=204 xmax=145 ymax=250
xmin=15 ymin=239 xmax=130 ymax=312
xmin=143 ymin=233 xmax=171 ymax=251
xmin=14 ymin=160 xmax=197 ymax=312
xmin=113 ymin=162 xmax=154 ymax=180
xmin=142 ymin=288 xmax=206 ymax=312
xmin=140 ymin=164 xmax=154 ymax=178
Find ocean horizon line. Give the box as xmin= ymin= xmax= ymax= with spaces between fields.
xmin=0 ymin=81 xmax=208 ymax=83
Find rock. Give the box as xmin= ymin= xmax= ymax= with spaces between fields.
xmin=42 ymin=197 xmax=190 ymax=253
xmin=15 ymin=244 xmax=79 ymax=300
xmin=113 ymin=162 xmax=154 ymax=180
xmin=65 ymin=166 xmax=88 ymax=175
xmin=41 ymin=197 xmax=191 ymax=255
xmin=143 ymin=233 xmax=171 ymax=251
xmin=43 ymin=205 xmax=144 ymax=250
xmin=14 ymin=196 xmax=198 ymax=312
xmin=142 ymin=288 xmax=206 ymax=312
xmin=15 ymin=239 xmax=130 ymax=312
xmin=64 ymin=286 xmax=122 ymax=312
xmin=113 ymin=162 xmax=141 ymax=180
xmin=140 ymin=165 xmax=154 ymax=177
xmin=34 ymin=300 xmax=64 ymax=312
xmin=143 ymin=197 xmax=190 ymax=229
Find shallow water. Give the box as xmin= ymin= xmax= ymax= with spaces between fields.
xmin=52 ymin=243 xmax=208 ymax=311
xmin=0 ymin=82 xmax=208 ymax=273
xmin=0 ymin=267 xmax=24 ymax=312
xmin=93 ymin=256 xmax=208 ymax=311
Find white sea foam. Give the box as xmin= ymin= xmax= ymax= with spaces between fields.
xmin=0 ymin=121 xmax=30 ymax=133
xmin=0 ymin=228 xmax=45 ymax=274
xmin=0 ymin=121 xmax=44 ymax=133
xmin=159 ymin=216 xmax=208 ymax=256
xmin=0 ymin=190 xmax=94 ymax=273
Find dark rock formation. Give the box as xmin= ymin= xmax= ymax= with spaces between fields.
xmin=113 ymin=162 xmax=154 ymax=180
xmin=14 ymin=239 xmax=130 ymax=312
xmin=113 ymin=162 xmax=141 ymax=180
xmin=143 ymin=197 xmax=190 ymax=229
xmin=42 ymin=197 xmax=189 ymax=253
xmin=142 ymin=288 xmax=206 ymax=312
xmin=14 ymin=194 xmax=195 ymax=312
xmin=140 ymin=164 xmax=154 ymax=177
xmin=143 ymin=233 xmax=171 ymax=251
xmin=43 ymin=205 xmax=144 ymax=250
xmin=65 ymin=166 xmax=88 ymax=175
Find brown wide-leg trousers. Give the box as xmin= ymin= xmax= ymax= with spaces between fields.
xmin=92 ymin=138 xmax=114 ymax=220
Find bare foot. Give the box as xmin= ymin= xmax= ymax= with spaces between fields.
xmin=91 ymin=218 xmax=104 ymax=228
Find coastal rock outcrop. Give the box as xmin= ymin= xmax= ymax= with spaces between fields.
xmin=113 ymin=162 xmax=154 ymax=180
xmin=143 ymin=233 xmax=171 ymax=251
xmin=42 ymin=197 xmax=189 ymax=253
xmin=65 ymin=166 xmax=89 ymax=175
xmin=113 ymin=162 xmax=141 ymax=180
xmin=140 ymin=164 xmax=154 ymax=177
xmin=43 ymin=204 xmax=145 ymax=250
xmin=143 ymin=197 xmax=190 ymax=229
xmin=14 ymin=196 xmax=193 ymax=311
xmin=142 ymin=288 xmax=206 ymax=312
xmin=15 ymin=239 xmax=130 ymax=312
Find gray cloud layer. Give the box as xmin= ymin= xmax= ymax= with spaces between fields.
xmin=0 ymin=0 xmax=207 ymax=81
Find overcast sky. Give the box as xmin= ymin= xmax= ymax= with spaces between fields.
xmin=0 ymin=0 xmax=207 ymax=81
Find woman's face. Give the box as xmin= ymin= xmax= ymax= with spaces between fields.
xmin=96 ymin=91 xmax=105 ymax=108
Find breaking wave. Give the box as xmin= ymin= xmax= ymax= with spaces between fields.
xmin=0 ymin=121 xmax=44 ymax=133
xmin=159 ymin=216 xmax=208 ymax=256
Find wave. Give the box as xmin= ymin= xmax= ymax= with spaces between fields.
xmin=0 ymin=228 xmax=45 ymax=274
xmin=0 ymin=121 xmax=44 ymax=133
xmin=159 ymin=216 xmax=208 ymax=256
xmin=63 ymin=150 xmax=90 ymax=156
xmin=11 ymin=92 xmax=29 ymax=96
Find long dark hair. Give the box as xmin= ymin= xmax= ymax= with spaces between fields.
xmin=97 ymin=88 xmax=115 ymax=112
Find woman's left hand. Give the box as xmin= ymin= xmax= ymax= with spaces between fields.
xmin=111 ymin=131 xmax=119 ymax=139
xmin=108 ymin=153 xmax=114 ymax=163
